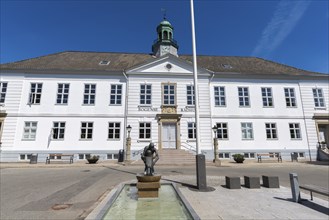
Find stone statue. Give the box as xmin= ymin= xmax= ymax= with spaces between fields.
xmin=141 ymin=142 xmax=159 ymax=176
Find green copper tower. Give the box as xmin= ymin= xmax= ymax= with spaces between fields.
xmin=152 ymin=19 xmax=179 ymax=57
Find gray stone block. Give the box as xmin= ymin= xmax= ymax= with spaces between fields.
xmin=262 ymin=175 xmax=279 ymax=188
xmin=225 ymin=176 xmax=241 ymax=189
xmin=244 ymin=176 xmax=260 ymax=188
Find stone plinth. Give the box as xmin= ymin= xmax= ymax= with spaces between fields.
xmin=136 ymin=174 xmax=161 ymax=198
xmin=225 ymin=176 xmax=241 ymax=189
xmin=262 ymin=175 xmax=279 ymax=188
xmin=244 ymin=176 xmax=260 ymax=189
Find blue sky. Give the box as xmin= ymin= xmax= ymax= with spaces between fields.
xmin=1 ymin=0 xmax=328 ymax=73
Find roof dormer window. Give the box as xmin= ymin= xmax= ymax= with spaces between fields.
xmin=222 ymin=64 xmax=233 ymax=69
xmin=99 ymin=60 xmax=110 ymax=65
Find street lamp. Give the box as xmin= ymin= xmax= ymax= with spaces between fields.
xmin=125 ymin=125 xmax=132 ymax=161
xmin=212 ymin=125 xmax=221 ymax=166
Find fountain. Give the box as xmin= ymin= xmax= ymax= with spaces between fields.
xmin=85 ymin=143 xmax=200 ymax=220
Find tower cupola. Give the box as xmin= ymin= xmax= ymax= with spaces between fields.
xmin=152 ymin=18 xmax=179 ymax=57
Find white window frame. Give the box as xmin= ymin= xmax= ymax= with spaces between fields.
xmin=139 ymin=122 xmax=151 ymax=139
xmin=80 ymin=122 xmax=93 ymax=140
xmin=244 ymin=152 xmax=256 ymax=159
xmin=78 ymin=154 xmax=91 ymax=160
xmin=312 ymin=88 xmax=325 ymax=108
xmin=22 ymin=121 xmax=37 ymax=140
xmin=110 ymin=84 xmax=122 ymax=105
xmin=56 ymin=83 xmax=70 ymax=105
xmin=108 ymin=122 xmax=121 ymax=140
xmin=214 ymin=86 xmax=226 ymax=107
xmin=261 ymin=87 xmax=274 ymax=107
xmin=216 ymin=122 xmax=228 ymax=139
xmin=0 ymin=82 xmax=8 ymax=104
xmin=52 ymin=122 xmax=66 ymax=140
xmin=219 ymin=153 xmax=230 ymax=159
xmin=284 ymin=88 xmax=297 ymax=107
xmin=241 ymin=122 xmax=253 ymax=140
xmin=107 ymin=153 xmax=119 ymax=160
xmin=187 ymin=122 xmax=196 ymax=139
xmin=289 ymin=123 xmax=302 ymax=140
xmin=163 ymin=83 xmax=176 ymax=105
xmin=140 ymin=84 xmax=152 ymax=106
xmin=265 ymin=123 xmax=278 ymax=140
xmin=28 ymin=83 xmax=42 ymax=105
xmin=238 ymin=87 xmax=250 ymax=107
xmin=83 ymin=84 xmax=96 ymax=105
xmin=186 ymin=85 xmax=195 ymax=106
xmin=19 ymin=154 xmax=32 ymax=161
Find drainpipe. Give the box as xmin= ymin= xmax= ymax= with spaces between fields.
xmin=122 ymin=70 xmax=129 ymax=160
xmin=298 ymin=82 xmax=312 ymax=161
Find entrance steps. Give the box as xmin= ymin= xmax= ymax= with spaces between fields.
xmin=131 ymin=149 xmax=198 ymax=165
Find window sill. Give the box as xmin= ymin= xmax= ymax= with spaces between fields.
xmin=314 ymin=107 xmax=327 ymax=110
xmin=137 ymin=139 xmax=152 ymax=143
xmin=79 ymin=139 xmax=93 ymax=141
xmin=21 ymin=139 xmax=36 ymax=141
xmin=107 ymin=139 xmax=120 ymax=141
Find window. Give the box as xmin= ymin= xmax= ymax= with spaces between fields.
xmin=108 ymin=122 xmax=120 ymax=140
xmin=23 ymin=121 xmax=37 ymax=140
xmin=56 ymin=83 xmax=69 ymax=104
xmin=110 ymin=84 xmax=122 ymax=105
xmin=244 ymin=152 xmax=255 ymax=158
xmin=284 ymin=88 xmax=297 ymax=107
xmin=0 ymin=82 xmax=8 ymax=104
xmin=80 ymin=122 xmax=93 ymax=140
xmin=139 ymin=122 xmax=151 ymax=139
xmin=29 ymin=83 xmax=42 ymax=104
xmin=163 ymin=84 xmax=175 ymax=105
xmin=107 ymin=153 xmax=119 ymax=160
xmin=261 ymin=87 xmax=273 ymax=107
xmin=83 ymin=84 xmax=96 ymax=105
xmin=188 ymin=122 xmax=196 ymax=139
xmin=219 ymin=153 xmax=230 ymax=159
xmin=214 ymin=86 xmax=226 ymax=107
xmin=313 ymin=88 xmax=325 ymax=108
xmin=99 ymin=60 xmax=110 ymax=65
xmin=186 ymin=85 xmax=195 ymax=106
xmin=216 ymin=123 xmax=228 ymax=139
xmin=140 ymin=84 xmax=152 ymax=105
xmin=269 ymin=152 xmax=281 ymax=158
xmin=289 ymin=123 xmax=301 ymax=139
xmin=19 ymin=154 xmax=32 ymax=160
xmin=78 ymin=154 xmax=91 ymax=160
xmin=241 ymin=122 xmax=253 ymax=139
xmin=52 ymin=122 xmax=65 ymax=140
xmin=265 ymin=123 xmax=277 ymax=139
xmin=238 ymin=87 xmax=250 ymax=107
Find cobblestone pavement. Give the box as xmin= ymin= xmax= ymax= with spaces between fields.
xmin=1 ymin=160 xmax=328 ymax=219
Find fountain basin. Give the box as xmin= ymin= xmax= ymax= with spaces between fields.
xmin=85 ymin=182 xmax=199 ymax=220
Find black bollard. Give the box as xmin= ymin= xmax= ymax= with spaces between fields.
xmin=196 ymin=154 xmax=207 ymax=190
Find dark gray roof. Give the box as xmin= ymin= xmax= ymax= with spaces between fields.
xmin=0 ymin=51 xmax=326 ymax=76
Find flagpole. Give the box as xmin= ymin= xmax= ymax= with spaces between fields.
xmin=190 ymin=0 xmax=207 ymax=191
xmin=190 ymin=0 xmax=201 ymax=155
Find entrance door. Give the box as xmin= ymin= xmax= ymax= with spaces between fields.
xmin=162 ymin=123 xmax=176 ymax=149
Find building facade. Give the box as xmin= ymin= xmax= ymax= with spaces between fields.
xmin=0 ymin=19 xmax=328 ymax=162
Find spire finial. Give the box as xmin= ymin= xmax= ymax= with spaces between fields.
xmin=161 ymin=8 xmax=167 ymax=20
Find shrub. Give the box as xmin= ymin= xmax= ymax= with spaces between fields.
xmin=232 ymin=154 xmax=245 ymax=163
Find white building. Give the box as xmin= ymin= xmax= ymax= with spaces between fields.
xmin=0 ymin=19 xmax=328 ymax=162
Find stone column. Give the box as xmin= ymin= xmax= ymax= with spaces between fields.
xmin=125 ymin=137 xmax=131 ymax=161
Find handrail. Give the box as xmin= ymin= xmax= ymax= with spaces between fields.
xmin=181 ymin=142 xmax=197 ymax=153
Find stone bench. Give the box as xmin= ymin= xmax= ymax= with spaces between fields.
xmin=262 ymin=175 xmax=279 ymax=188
xmin=244 ymin=176 xmax=260 ymax=189
xmin=225 ymin=176 xmax=241 ymax=189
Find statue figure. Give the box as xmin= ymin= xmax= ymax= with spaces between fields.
xmin=141 ymin=142 xmax=159 ymax=176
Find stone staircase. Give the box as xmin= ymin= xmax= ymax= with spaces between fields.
xmin=132 ymin=149 xmax=197 ymax=165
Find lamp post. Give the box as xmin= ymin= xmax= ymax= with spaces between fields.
xmin=125 ymin=125 xmax=132 ymax=161
xmin=212 ymin=125 xmax=221 ymax=166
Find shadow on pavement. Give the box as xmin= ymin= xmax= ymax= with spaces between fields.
xmin=274 ymin=197 xmax=329 ymax=216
